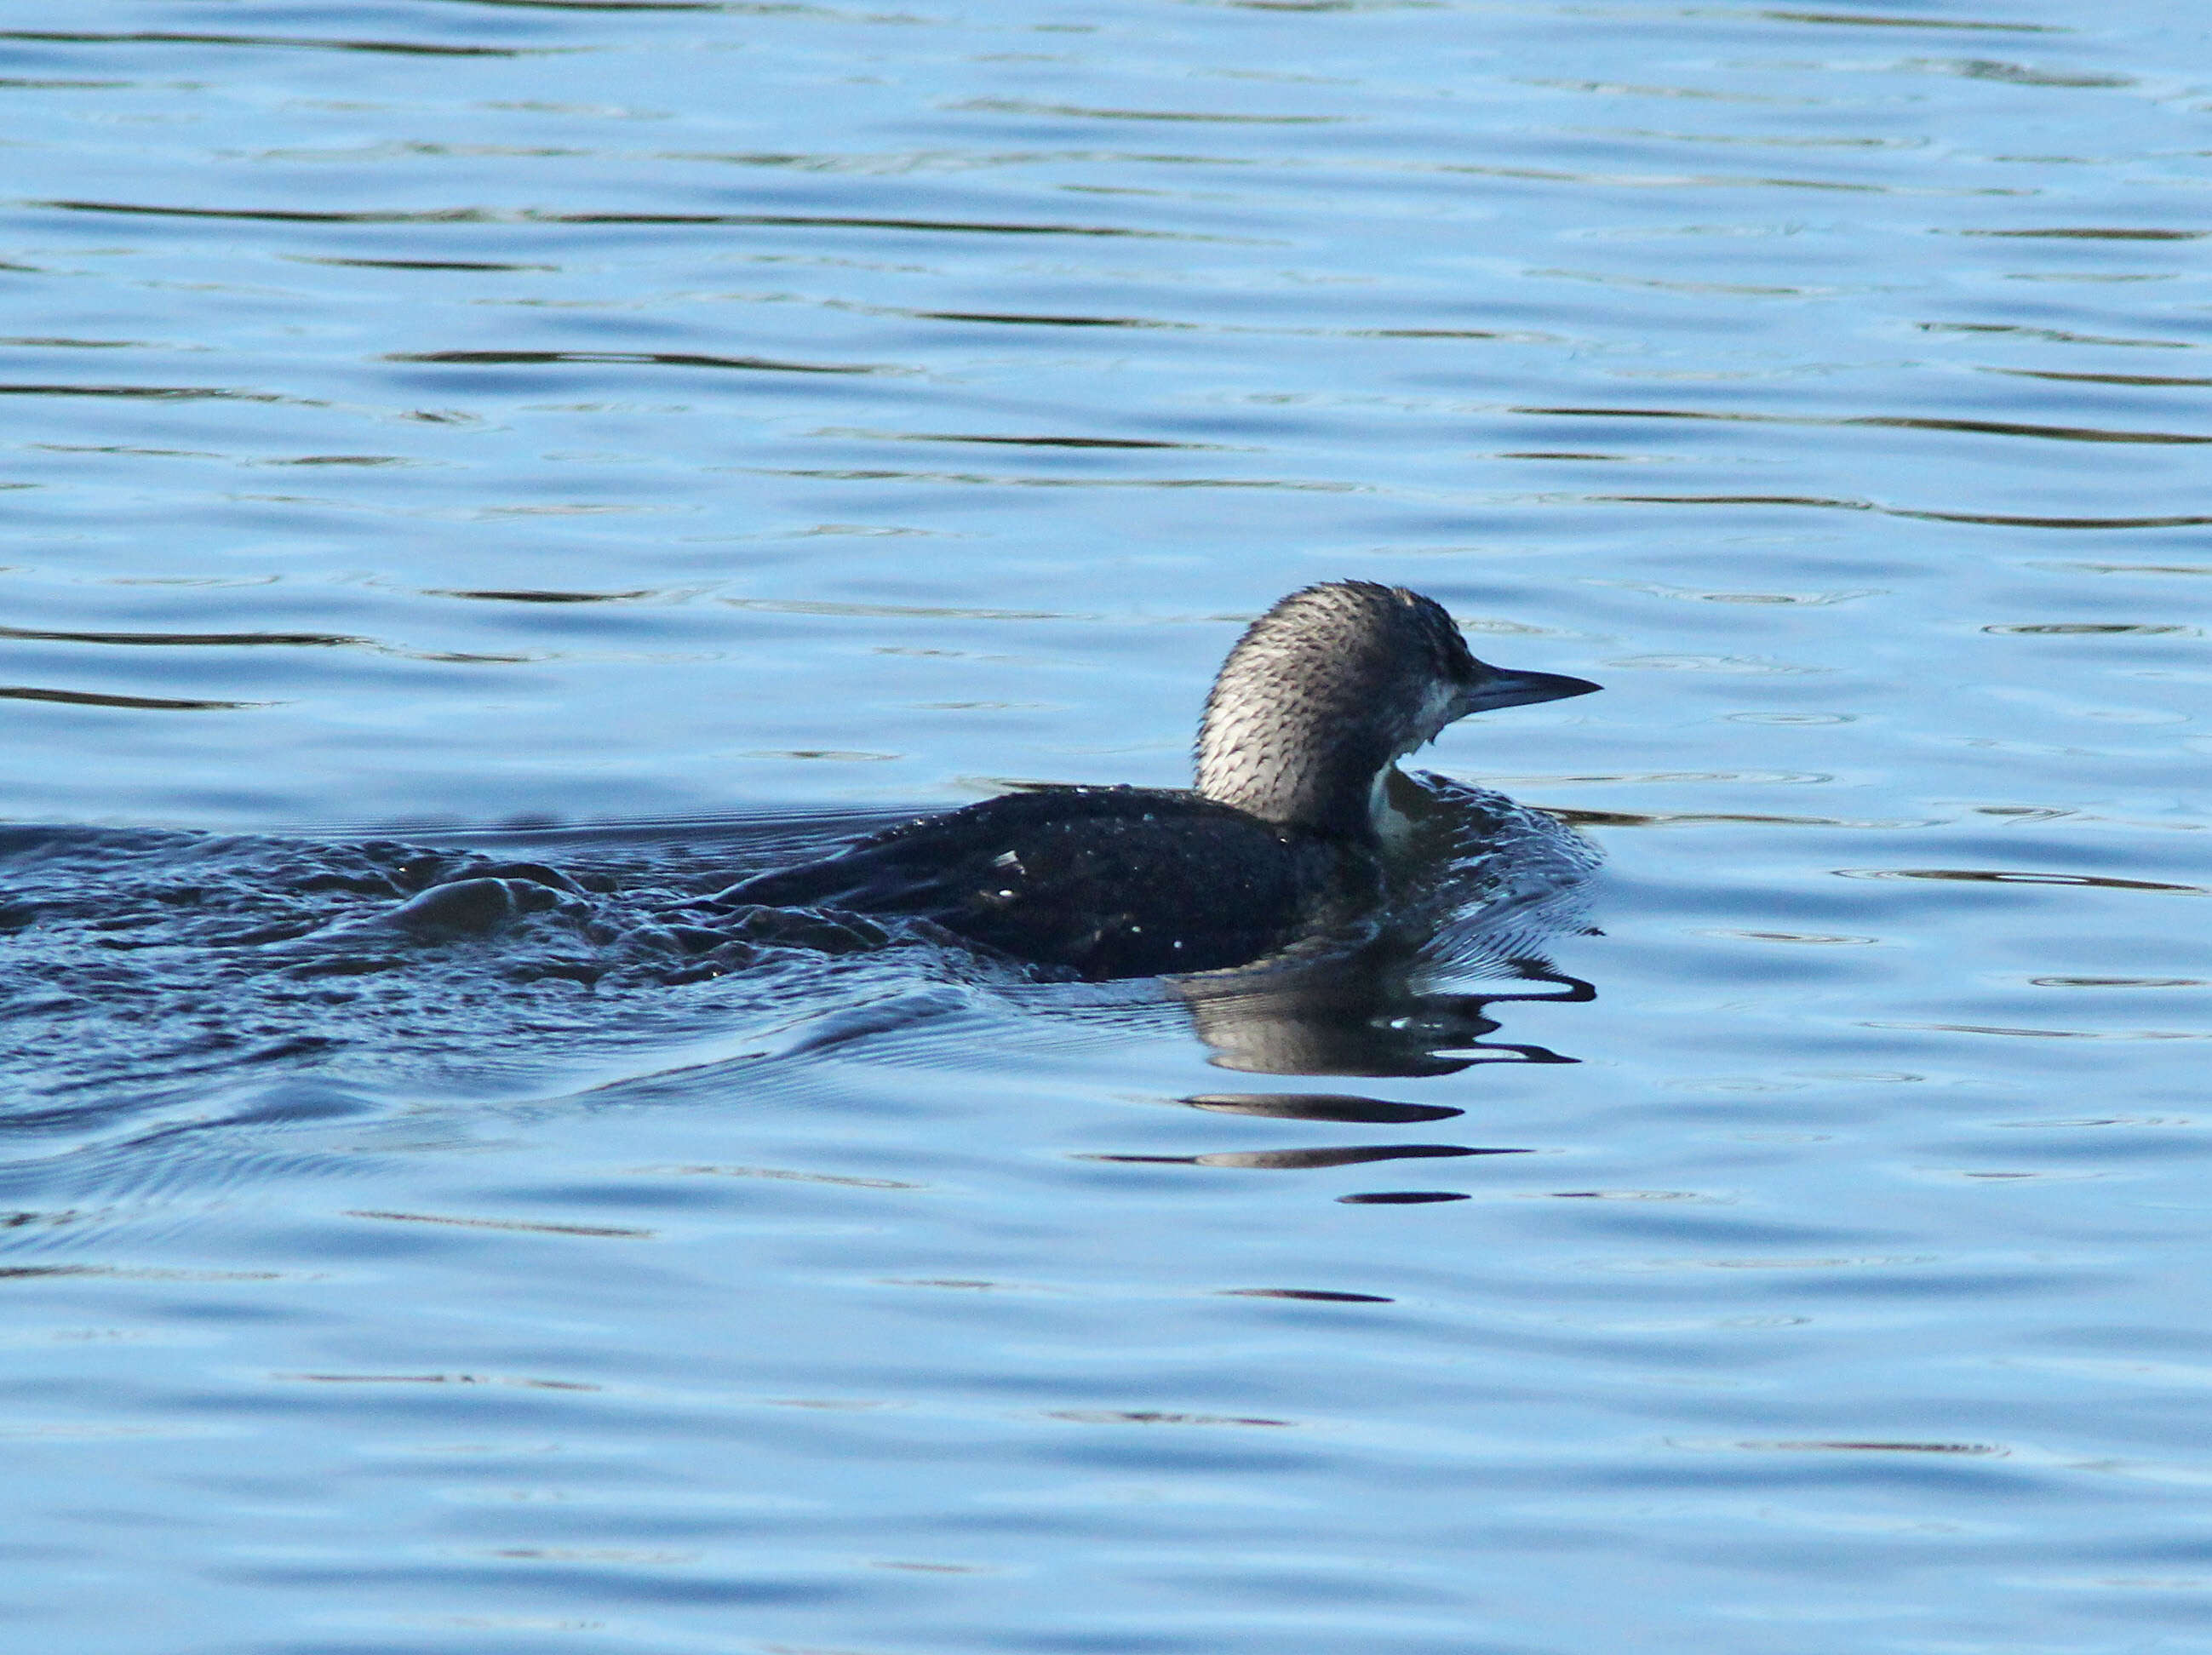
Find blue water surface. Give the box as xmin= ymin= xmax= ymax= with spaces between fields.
xmin=3 ymin=1 xmax=2210 ymax=1651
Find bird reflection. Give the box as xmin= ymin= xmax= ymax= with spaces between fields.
xmin=1184 ymin=1093 xmax=1463 ymax=1124
xmin=1160 ymin=771 xmax=1600 ymax=1077
xmin=1172 ymin=948 xmax=1593 ymax=1077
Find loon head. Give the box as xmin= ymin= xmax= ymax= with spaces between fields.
xmin=1194 ymin=580 xmax=1598 ymax=839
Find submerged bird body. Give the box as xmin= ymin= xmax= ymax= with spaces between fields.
xmin=714 ymin=581 xmax=1596 ymax=978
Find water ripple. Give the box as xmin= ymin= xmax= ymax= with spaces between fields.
xmin=0 ymin=684 xmax=273 ymax=711
xmin=0 ymin=30 xmax=544 ymax=57
xmin=1521 ymin=404 xmax=2212 ymax=446
xmin=389 ymin=348 xmax=881 ymax=375
xmin=32 ymin=199 xmax=1200 ymax=238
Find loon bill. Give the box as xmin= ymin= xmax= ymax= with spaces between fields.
xmin=713 ymin=580 xmax=1598 ymax=980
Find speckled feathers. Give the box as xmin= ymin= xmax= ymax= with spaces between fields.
xmin=1195 ymin=581 xmax=1480 ymax=838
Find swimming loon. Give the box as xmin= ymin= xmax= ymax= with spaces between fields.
xmin=711 ymin=581 xmax=1597 ymax=979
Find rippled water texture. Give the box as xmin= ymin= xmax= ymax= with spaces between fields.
xmin=5 ymin=3 xmax=2210 ymax=1652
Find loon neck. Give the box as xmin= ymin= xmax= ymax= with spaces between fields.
xmin=1199 ymin=752 xmax=1395 ymax=842
xmin=1194 ymin=684 xmax=1403 ymax=842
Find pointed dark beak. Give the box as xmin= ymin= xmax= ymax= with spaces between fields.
xmin=1458 ymin=664 xmax=1601 ymax=715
